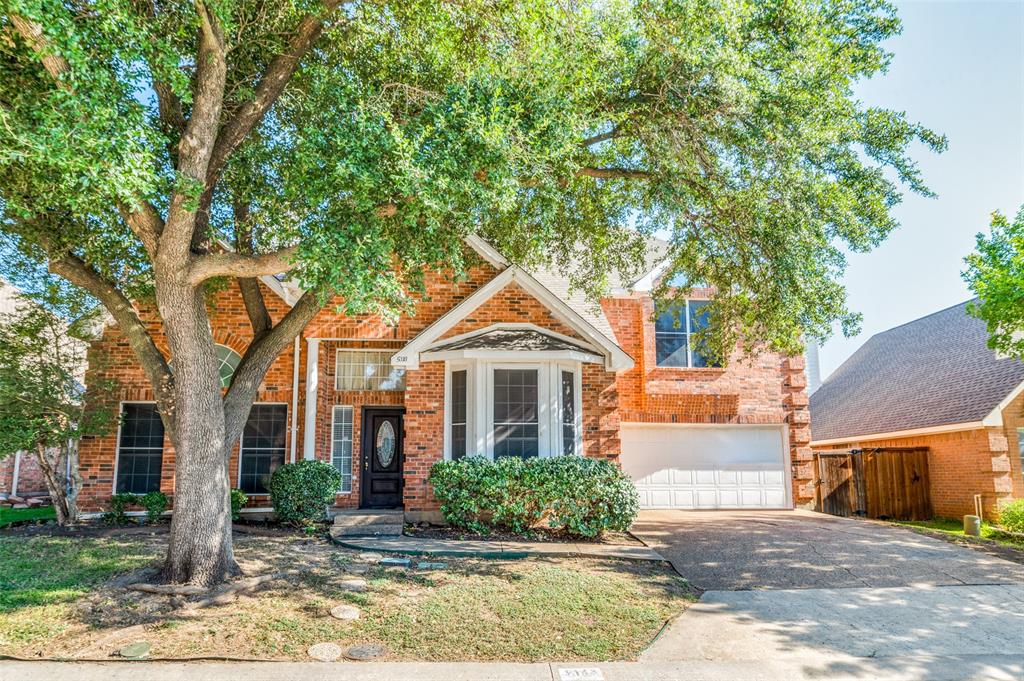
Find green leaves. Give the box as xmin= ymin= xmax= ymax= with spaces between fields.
xmin=1 ymin=0 xmax=942 ymax=359
xmin=964 ymin=207 xmax=1024 ymax=358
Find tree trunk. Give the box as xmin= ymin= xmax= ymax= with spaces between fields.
xmin=34 ymin=442 xmax=72 ymax=526
xmin=158 ymin=279 xmax=238 ymax=586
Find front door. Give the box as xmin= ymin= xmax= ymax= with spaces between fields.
xmin=360 ymin=408 xmax=404 ymax=508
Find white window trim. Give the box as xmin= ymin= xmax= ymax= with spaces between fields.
xmin=112 ymin=400 xmax=163 ymax=494
xmin=655 ymin=299 xmax=714 ymax=369
xmin=331 ymin=404 xmax=355 ymax=494
xmin=237 ymin=402 xmax=289 ymax=493
xmin=443 ymin=360 xmax=582 ymax=461
xmin=334 ymin=348 xmax=406 ymax=392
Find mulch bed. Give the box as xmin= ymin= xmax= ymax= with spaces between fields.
xmin=404 ymin=524 xmax=642 ymax=546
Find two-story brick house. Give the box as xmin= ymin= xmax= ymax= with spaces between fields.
xmin=77 ymin=236 xmax=813 ymax=519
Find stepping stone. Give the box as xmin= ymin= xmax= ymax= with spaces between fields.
xmin=118 ymin=641 xmax=151 ymax=660
xmin=345 ymin=643 xmax=386 ymax=661
xmin=417 ymin=561 xmax=447 ymax=570
xmin=358 ymin=552 xmax=384 ymax=563
xmin=346 ymin=563 xmax=370 ymax=575
xmin=338 ymin=578 xmax=367 ymax=592
xmin=307 ymin=642 xmax=342 ymax=662
xmin=379 ymin=557 xmax=411 ymax=568
xmin=330 ymin=604 xmax=361 ymax=621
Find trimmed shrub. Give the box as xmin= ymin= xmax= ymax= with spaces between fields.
xmin=999 ymin=498 xmax=1024 ymax=533
xmin=103 ymin=492 xmax=138 ymax=524
xmin=139 ymin=491 xmax=169 ymax=524
xmin=268 ymin=460 xmax=342 ymax=527
xmin=230 ymin=488 xmax=248 ymax=521
xmin=543 ymin=457 xmax=639 ymax=538
xmin=428 ymin=456 xmax=639 ymax=538
xmin=429 ymin=456 xmax=502 ymax=533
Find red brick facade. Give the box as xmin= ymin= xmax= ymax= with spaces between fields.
xmin=76 ymin=258 xmax=813 ymax=515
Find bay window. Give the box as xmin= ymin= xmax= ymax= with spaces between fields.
xmin=445 ymin=361 xmax=582 ymax=460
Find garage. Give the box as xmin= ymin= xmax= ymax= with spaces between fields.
xmin=620 ymin=424 xmax=790 ymax=509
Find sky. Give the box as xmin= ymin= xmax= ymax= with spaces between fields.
xmin=817 ymin=0 xmax=1024 ymax=379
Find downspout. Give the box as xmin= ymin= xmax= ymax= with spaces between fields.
xmin=302 ymin=339 xmax=321 ymax=461
xmin=10 ymin=451 xmax=21 ymax=497
xmin=290 ymin=335 xmax=300 ymax=464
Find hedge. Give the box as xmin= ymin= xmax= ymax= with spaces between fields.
xmin=428 ymin=456 xmax=638 ymax=538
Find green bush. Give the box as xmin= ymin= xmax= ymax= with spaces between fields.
xmin=230 ymin=488 xmax=248 ymax=521
xmin=998 ymin=499 xmax=1024 ymax=533
xmin=268 ymin=460 xmax=342 ymax=527
xmin=104 ymin=492 xmax=138 ymax=524
xmin=543 ymin=457 xmax=639 ymax=537
xmin=428 ymin=456 xmax=639 ymax=538
xmin=139 ymin=491 xmax=169 ymax=524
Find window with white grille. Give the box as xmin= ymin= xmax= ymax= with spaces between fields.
xmin=332 ymin=406 xmax=354 ymax=492
xmin=335 ymin=350 xmax=406 ymax=391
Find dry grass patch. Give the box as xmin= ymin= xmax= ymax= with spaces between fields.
xmin=0 ymin=532 xmax=695 ymax=662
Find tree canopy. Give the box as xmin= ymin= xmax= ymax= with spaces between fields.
xmin=2 ymin=0 xmax=943 ymax=358
xmin=964 ymin=206 xmax=1024 ymax=357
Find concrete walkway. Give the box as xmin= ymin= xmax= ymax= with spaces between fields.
xmin=4 ymin=655 xmax=1022 ymax=680
xmin=331 ymin=535 xmax=664 ymax=561
xmin=631 ymin=509 xmax=1024 ymax=589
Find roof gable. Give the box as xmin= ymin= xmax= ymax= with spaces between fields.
xmin=810 ymin=300 xmax=1024 ymax=442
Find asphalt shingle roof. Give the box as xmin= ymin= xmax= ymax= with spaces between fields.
xmin=810 ymin=300 xmax=1024 ymax=442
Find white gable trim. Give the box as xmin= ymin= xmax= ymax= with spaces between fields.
xmin=626 ymin=257 xmax=671 ymax=294
xmin=982 ymin=378 xmax=1024 ymax=427
xmin=465 ymin=234 xmax=510 ymax=269
xmin=392 ymin=267 xmax=633 ymax=371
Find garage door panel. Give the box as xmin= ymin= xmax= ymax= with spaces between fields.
xmin=621 ymin=425 xmax=789 ymax=510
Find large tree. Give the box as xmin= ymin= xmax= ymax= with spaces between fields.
xmin=964 ymin=207 xmax=1024 ymax=355
xmin=0 ymin=0 xmax=941 ymax=585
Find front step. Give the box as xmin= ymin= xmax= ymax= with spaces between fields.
xmin=331 ymin=510 xmax=403 ymax=527
xmin=329 ymin=509 xmax=404 ymax=539
xmin=329 ymin=523 xmax=404 ymax=539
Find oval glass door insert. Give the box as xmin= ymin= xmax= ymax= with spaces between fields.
xmin=375 ymin=420 xmax=396 ymax=467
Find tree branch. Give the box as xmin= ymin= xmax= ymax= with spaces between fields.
xmin=187 ymin=246 xmax=298 ymax=285
xmin=160 ymin=0 xmax=227 ymax=258
xmin=45 ymin=253 xmax=173 ymax=409
xmin=221 ymin=290 xmax=324 ymax=455
xmin=8 ymin=14 xmax=70 ymax=82
xmin=580 ymin=129 xmax=619 ymax=147
xmin=233 ymin=200 xmax=272 ymax=340
xmin=576 ymin=166 xmax=654 ymax=180
xmin=191 ymin=0 xmax=343 ymax=249
xmin=117 ymin=201 xmax=164 ymax=258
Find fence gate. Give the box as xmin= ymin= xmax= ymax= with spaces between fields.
xmin=813 ymin=448 xmax=931 ymax=521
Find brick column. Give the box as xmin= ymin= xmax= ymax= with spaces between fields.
xmin=782 ymin=355 xmax=813 ymax=506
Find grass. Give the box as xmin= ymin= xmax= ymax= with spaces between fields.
xmin=0 ymin=506 xmax=56 ymax=527
xmin=0 ymin=535 xmax=161 ymax=647
xmin=894 ymin=517 xmax=1024 ymax=549
xmin=0 ymin=533 xmax=695 ymax=661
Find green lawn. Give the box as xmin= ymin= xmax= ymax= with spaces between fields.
xmin=894 ymin=517 xmax=1024 ymax=549
xmin=0 ymin=536 xmax=160 ymax=647
xmin=0 ymin=506 xmax=56 ymax=527
xmin=0 ymin=534 xmax=695 ymax=661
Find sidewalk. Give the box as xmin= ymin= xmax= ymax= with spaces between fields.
xmin=3 ymin=656 xmax=1022 ymax=681
xmin=331 ymin=535 xmax=664 ymax=561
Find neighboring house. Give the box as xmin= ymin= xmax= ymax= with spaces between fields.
xmin=76 ymin=237 xmax=812 ymax=518
xmin=810 ymin=300 xmax=1024 ymax=518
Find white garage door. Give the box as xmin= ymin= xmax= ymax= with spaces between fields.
xmin=620 ymin=424 xmax=790 ymax=509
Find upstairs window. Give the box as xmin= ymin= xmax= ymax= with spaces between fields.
xmin=654 ymin=300 xmax=719 ymax=368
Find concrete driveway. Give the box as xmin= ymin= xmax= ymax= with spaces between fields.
xmin=634 ymin=510 xmax=1024 ymax=679
xmin=631 ymin=509 xmax=1024 ymax=590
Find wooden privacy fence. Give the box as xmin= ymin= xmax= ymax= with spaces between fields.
xmin=813 ymin=447 xmax=932 ymax=521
